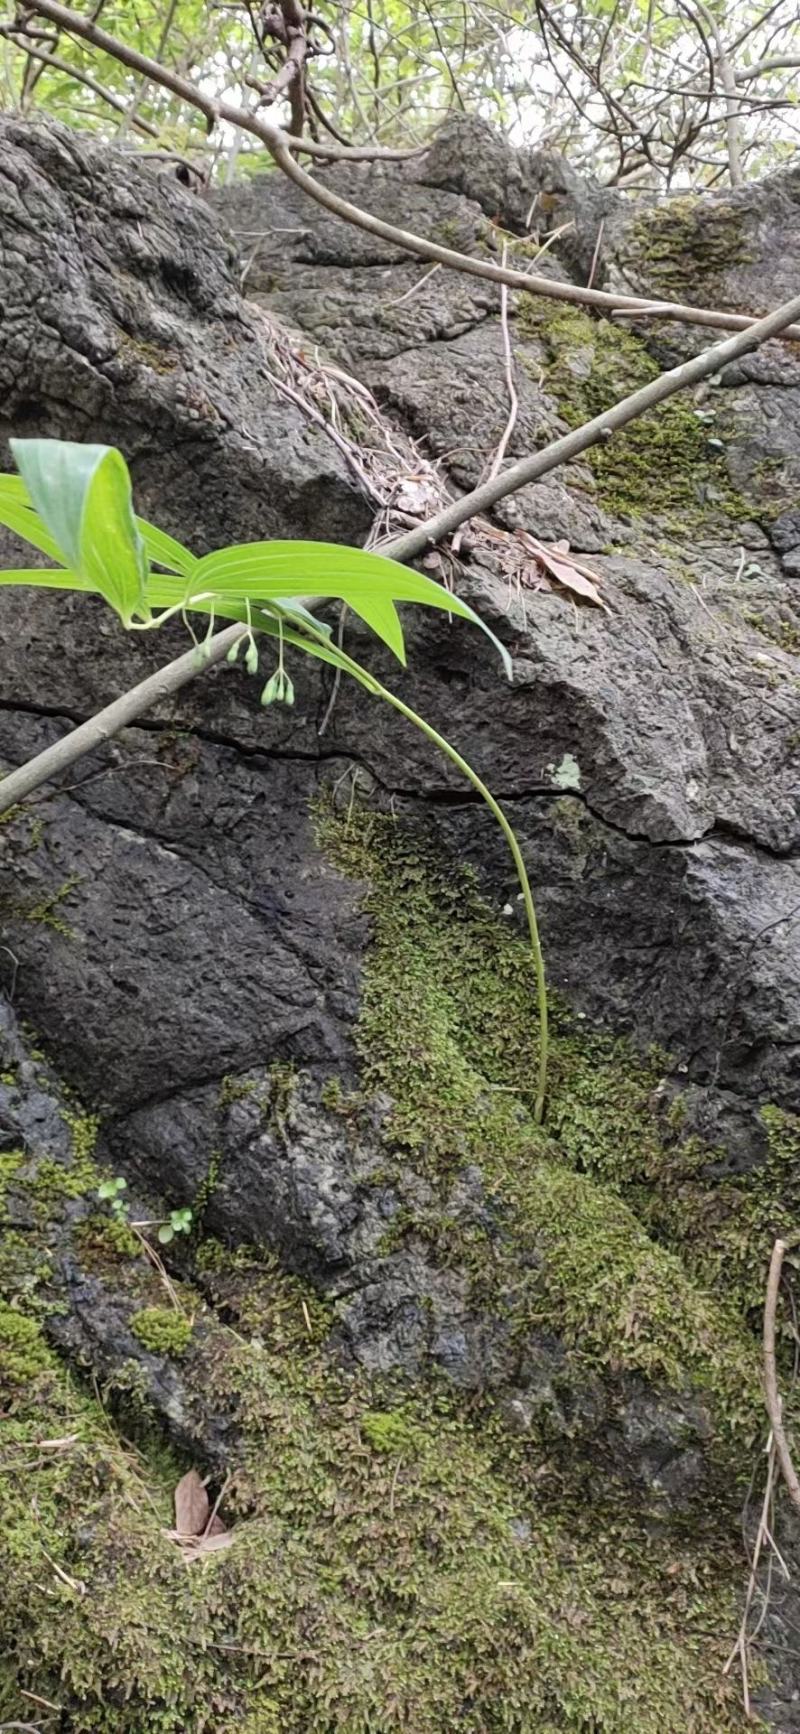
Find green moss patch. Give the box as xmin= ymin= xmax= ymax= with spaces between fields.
xmin=0 ymin=1301 xmax=52 ymax=1382
xmin=624 ymin=196 xmax=752 ymax=303
xmin=130 ymin=1307 xmax=193 ymax=1357
xmin=516 ymin=299 xmax=747 ymax=523
xmin=0 ymin=1267 xmax=753 ymax=1733
xmin=549 ymin=1036 xmax=800 ymax=1330
xmin=317 ymin=801 xmax=765 ymax=1449
xmin=1 ymin=804 xmax=790 ymax=1728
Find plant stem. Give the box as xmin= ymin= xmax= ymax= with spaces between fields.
xmin=310 ymin=633 xmax=550 ymax=1123
xmin=376 ymin=680 xmax=550 ymax=1125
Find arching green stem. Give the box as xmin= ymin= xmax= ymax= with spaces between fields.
xmin=303 ymin=628 xmax=549 ymax=1123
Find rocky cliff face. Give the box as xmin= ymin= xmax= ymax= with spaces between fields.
xmin=1 ymin=114 xmax=799 ymax=1732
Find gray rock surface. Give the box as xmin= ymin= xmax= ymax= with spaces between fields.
xmin=0 ymin=112 xmax=795 ymax=1211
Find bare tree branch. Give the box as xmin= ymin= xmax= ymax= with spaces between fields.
xmin=5 ymin=282 xmax=800 ymax=815
xmin=735 ymin=52 xmax=800 ymax=82
xmin=690 ymin=0 xmax=745 ymax=184
xmin=257 ymin=0 xmax=308 ymax=133
xmin=19 ymin=0 xmax=800 ymax=343
xmin=0 ymin=27 xmax=161 ymax=137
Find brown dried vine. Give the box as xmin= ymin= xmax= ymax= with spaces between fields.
xmin=763 ymin=1238 xmax=800 ymax=1515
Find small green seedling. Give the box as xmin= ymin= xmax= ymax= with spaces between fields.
xmin=158 ymin=1207 xmax=193 ymax=1246
xmin=97 ymin=1175 xmax=128 ymax=1220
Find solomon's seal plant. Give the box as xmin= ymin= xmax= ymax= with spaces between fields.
xmin=0 ymin=439 xmax=548 ymax=1116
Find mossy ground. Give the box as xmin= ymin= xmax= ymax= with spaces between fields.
xmin=1 ymin=1249 xmax=754 ymax=1734
xmin=4 ymin=808 xmax=796 ymax=1730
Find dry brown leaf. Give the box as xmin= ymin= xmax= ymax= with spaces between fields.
xmin=514 ymin=530 xmax=611 ymax=613
xmin=174 ymin=1469 xmax=209 ymax=1537
xmin=170 ymin=1528 xmax=235 ymax=1565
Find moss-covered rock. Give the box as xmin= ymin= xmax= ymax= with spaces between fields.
xmin=515 ymin=298 xmax=748 ymax=523
xmin=622 ymin=195 xmax=753 ymax=304
xmin=0 ymin=860 xmax=779 ymax=1732
xmin=317 ymin=801 xmax=768 ymax=1446
xmin=0 ymin=1257 xmax=754 ymax=1733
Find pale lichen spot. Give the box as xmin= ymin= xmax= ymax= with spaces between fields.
xmin=548 ymin=753 xmax=581 ymax=791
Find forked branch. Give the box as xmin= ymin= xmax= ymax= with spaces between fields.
xmin=18 ymin=0 xmax=800 ymax=343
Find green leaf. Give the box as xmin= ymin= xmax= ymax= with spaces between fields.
xmin=137 ymin=519 xmax=198 ymax=579
xmin=10 ymin=440 xmax=150 ymax=627
xmin=0 ymin=479 xmax=69 ymax=565
xmin=0 ymin=488 xmax=509 ymax=677
xmin=77 ymin=447 xmax=151 ymax=626
xmin=98 ymin=1177 xmax=126 ymax=1200
xmin=344 ymin=591 xmax=406 ymax=664
xmin=195 ymin=541 xmax=511 ymax=674
xmin=0 ymin=567 xmax=93 ymax=592
xmin=9 ymin=441 xmax=105 ymax=568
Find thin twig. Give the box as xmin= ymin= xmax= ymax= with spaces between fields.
xmin=129 ymin=1225 xmax=188 ymax=1317
xmin=201 ymin=1470 xmax=233 ymax=1539
xmin=484 ymin=242 xmax=518 ymax=483
xmin=40 ymin=1549 xmax=86 ymax=1595
xmin=384 ymin=262 xmax=442 ymax=306
xmin=0 ymin=27 xmax=160 ymax=138
xmin=586 ymin=218 xmax=605 ymax=291
xmin=763 ymin=1240 xmax=800 ymax=1513
xmin=723 ymin=1436 xmax=777 ymax=1715
xmin=19 ymin=1692 xmax=61 ymax=1715
xmin=316 ymin=603 xmax=347 ymax=736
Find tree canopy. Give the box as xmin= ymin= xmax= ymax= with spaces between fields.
xmin=1 ymin=0 xmax=798 ymax=190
